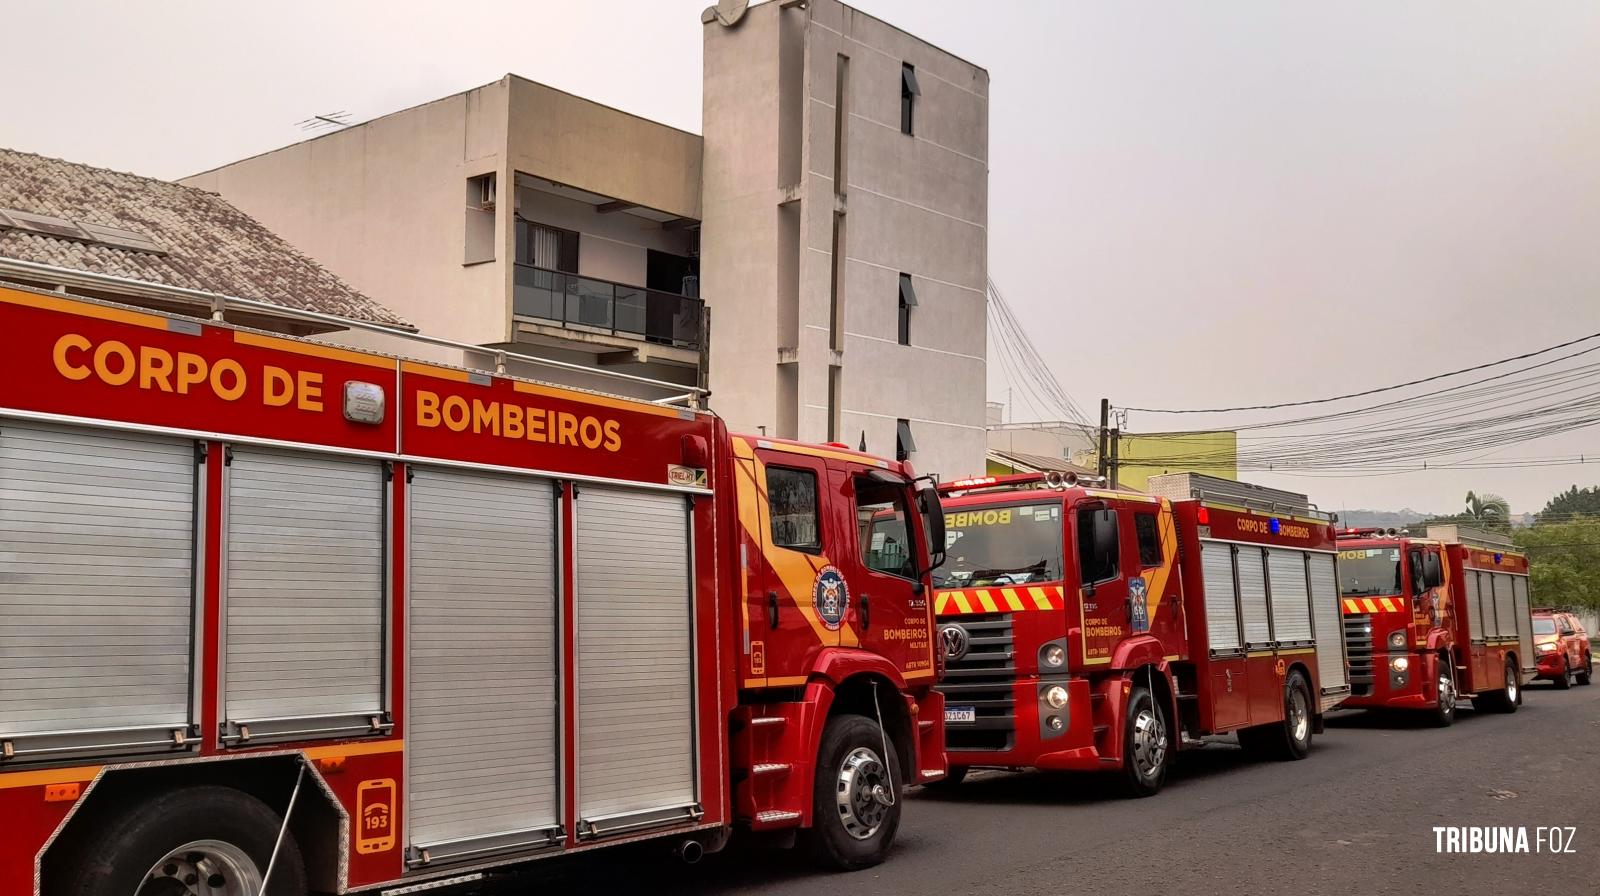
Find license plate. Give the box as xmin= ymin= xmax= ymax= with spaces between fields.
xmin=945 ymin=705 xmax=977 ymax=724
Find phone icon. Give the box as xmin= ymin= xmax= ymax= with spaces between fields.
xmin=356 ymin=778 xmax=397 ymax=854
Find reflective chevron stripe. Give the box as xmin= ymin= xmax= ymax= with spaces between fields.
xmin=936 ymin=584 xmax=1066 ymax=616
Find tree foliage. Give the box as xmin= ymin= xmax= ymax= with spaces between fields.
xmin=1539 ymin=484 xmax=1600 ymax=519
xmin=1515 ymin=518 xmax=1600 ymax=611
xmin=1464 ymin=490 xmax=1511 ymax=522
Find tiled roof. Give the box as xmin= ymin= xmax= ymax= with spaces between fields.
xmin=0 ymin=147 xmax=408 ymax=328
xmin=987 ymin=448 xmax=1098 ymax=477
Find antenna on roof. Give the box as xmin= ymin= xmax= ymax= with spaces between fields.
xmin=295 ymin=112 xmax=353 ymax=132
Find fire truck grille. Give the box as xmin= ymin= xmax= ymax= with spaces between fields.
xmin=1344 ymin=613 xmax=1375 ymax=695
xmin=937 ymin=612 xmax=1015 ymax=752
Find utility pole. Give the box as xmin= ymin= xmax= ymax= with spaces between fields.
xmin=1097 ymin=398 xmax=1110 ymax=480
xmin=1109 ymin=427 xmax=1121 ymax=489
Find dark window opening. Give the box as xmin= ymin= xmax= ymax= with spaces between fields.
xmin=900 ymin=63 xmax=919 ymax=136
xmin=1077 ymin=507 xmax=1120 ymax=585
xmin=1134 ymin=513 xmax=1162 ymax=567
xmin=895 ymin=418 xmax=915 ymax=462
xmin=897 ymin=273 xmax=917 ymax=345
xmin=856 ymin=475 xmax=917 ymax=579
xmin=768 ymin=466 xmax=821 ymax=552
xmin=516 ymin=218 xmax=578 ymax=273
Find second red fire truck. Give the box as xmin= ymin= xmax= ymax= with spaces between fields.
xmin=1336 ymin=524 xmax=1534 ymax=724
xmin=927 ymin=471 xmax=1349 ymax=795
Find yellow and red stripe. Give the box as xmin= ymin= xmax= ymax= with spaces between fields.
xmin=936 ymin=585 xmax=1066 ymax=616
xmin=1342 ymin=597 xmax=1405 ymax=614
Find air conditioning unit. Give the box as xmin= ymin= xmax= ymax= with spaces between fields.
xmin=472 ymin=173 xmax=497 ymax=210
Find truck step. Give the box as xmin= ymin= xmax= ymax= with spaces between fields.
xmin=919 ymin=719 xmax=936 ymax=731
xmin=753 ymin=810 xmax=803 ymax=828
xmin=749 ymin=716 xmax=786 ymax=729
xmin=750 ymin=762 xmax=791 ymax=777
xmin=382 ymin=874 xmax=487 ymax=895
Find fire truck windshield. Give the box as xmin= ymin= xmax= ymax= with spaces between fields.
xmin=1339 ymin=547 xmax=1401 ymax=596
xmin=934 ymin=501 xmax=1063 ymax=588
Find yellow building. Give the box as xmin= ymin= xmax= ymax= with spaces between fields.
xmin=985 ymin=429 xmax=1237 ymax=492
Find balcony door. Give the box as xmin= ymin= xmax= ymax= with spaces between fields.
xmin=516 ymin=218 xmax=578 ymax=273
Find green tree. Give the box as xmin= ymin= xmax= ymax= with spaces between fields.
xmin=1464 ymin=490 xmax=1511 ymax=523
xmin=1539 ymin=484 xmax=1600 ymax=520
xmin=1514 ymin=517 xmax=1600 ymax=611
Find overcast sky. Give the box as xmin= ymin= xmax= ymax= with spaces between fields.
xmin=6 ymin=1 xmax=1600 ymax=515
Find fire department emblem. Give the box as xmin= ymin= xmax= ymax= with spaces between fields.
xmin=813 ymin=566 xmax=849 ymax=630
xmin=1128 ymin=578 xmax=1150 ymax=634
xmin=939 ymin=622 xmax=971 ymax=661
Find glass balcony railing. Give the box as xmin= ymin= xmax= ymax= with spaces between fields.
xmin=513 ymin=265 xmax=703 ymax=351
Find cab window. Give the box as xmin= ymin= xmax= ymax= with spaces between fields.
xmin=856 ymin=475 xmax=917 ymax=579
xmin=1533 ymin=617 xmax=1557 ymax=636
xmin=768 ymin=466 xmax=821 ymax=552
xmin=1134 ymin=513 xmax=1162 ymax=567
xmin=1076 ymin=507 xmax=1120 ymax=585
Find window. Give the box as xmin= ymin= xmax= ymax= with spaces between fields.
xmin=900 ymin=62 xmax=919 ymax=135
xmin=768 ymin=467 xmax=821 ymax=552
xmin=515 ymin=218 xmax=578 ymax=273
xmin=895 ymin=419 xmax=915 ymax=462
xmin=897 ymin=273 xmax=917 ymax=345
xmin=856 ymin=476 xmax=916 ymax=579
xmin=1134 ymin=513 xmax=1161 ymax=567
xmin=464 ymin=174 xmax=497 ymax=264
xmin=936 ymin=501 xmax=1063 ymax=588
xmin=1076 ymin=507 xmax=1120 ymax=585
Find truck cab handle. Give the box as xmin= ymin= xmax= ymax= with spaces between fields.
xmin=767 ymin=591 xmax=780 ymax=629
xmin=860 ymin=593 xmax=870 ymax=631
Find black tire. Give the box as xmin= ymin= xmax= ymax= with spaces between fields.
xmin=1429 ymin=653 xmax=1458 ymax=728
xmin=1473 ymin=657 xmax=1521 ymax=714
xmin=1553 ymin=658 xmax=1573 ymax=690
xmin=50 ymin=785 xmax=306 ymax=896
xmin=802 ymin=713 xmax=902 ymax=871
xmin=1578 ymin=653 xmax=1593 ymax=686
xmin=923 ymin=765 xmax=968 ymax=788
xmin=1242 ymin=670 xmax=1313 ymax=761
xmin=1118 ymin=684 xmax=1170 ymax=797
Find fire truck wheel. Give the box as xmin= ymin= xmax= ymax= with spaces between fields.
xmin=1578 ymin=653 xmax=1593 ymax=686
xmin=50 ymin=785 xmax=307 ymax=896
xmin=1473 ymin=658 xmax=1521 ymax=713
xmin=804 ymin=713 xmax=902 ymax=871
xmin=1243 ymin=670 xmax=1313 ymax=761
xmin=1118 ymin=685 xmax=1170 ymax=797
xmin=1430 ymin=654 xmax=1457 ymax=728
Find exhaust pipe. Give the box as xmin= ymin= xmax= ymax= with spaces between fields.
xmin=675 ymin=839 xmax=705 ymax=864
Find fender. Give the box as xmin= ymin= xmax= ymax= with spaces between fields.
xmin=1424 ymin=629 xmax=1453 ymax=654
xmin=1109 ymin=634 xmax=1169 ymax=673
xmin=810 ymin=647 xmax=910 ymax=692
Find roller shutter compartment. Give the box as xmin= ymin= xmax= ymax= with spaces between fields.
xmin=407 ymin=468 xmax=560 ymax=860
xmin=1511 ymin=575 xmax=1533 ymax=672
xmin=1464 ymin=570 xmax=1486 ymax=642
xmin=574 ymin=486 xmax=697 ymax=837
xmin=1235 ymin=546 xmax=1272 ymax=648
xmin=222 ymin=448 xmax=385 ymax=742
xmin=1266 ymin=549 xmax=1313 ymax=644
xmin=1308 ymin=552 xmax=1348 ymax=696
xmin=1200 ymin=541 xmax=1241 ymax=651
xmin=0 ymin=423 xmax=197 ymax=758
xmin=1492 ymin=573 xmax=1517 ymax=643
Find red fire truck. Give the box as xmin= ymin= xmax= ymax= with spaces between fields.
xmin=1336 ymin=524 xmax=1533 ymax=724
xmin=929 ymin=471 xmax=1349 ymax=795
xmin=0 ymin=282 xmax=948 ymax=895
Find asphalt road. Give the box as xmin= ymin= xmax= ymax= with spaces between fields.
xmin=471 ymin=676 xmax=1599 ymax=895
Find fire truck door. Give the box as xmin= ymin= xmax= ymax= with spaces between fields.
xmin=1073 ymin=501 xmax=1130 ymax=665
xmin=749 ymin=450 xmax=841 ymax=685
xmin=834 ymin=466 xmax=935 ymax=678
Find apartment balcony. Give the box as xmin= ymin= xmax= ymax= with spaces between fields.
xmin=512 ymin=265 xmax=703 ymax=369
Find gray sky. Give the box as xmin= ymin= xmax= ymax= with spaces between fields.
xmin=6 ymin=1 xmax=1600 ymax=515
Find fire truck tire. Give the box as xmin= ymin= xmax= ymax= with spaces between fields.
xmin=1429 ymin=653 xmax=1457 ymax=728
xmin=803 ymin=713 xmax=902 ymax=871
xmin=1242 ymin=670 xmax=1313 ymax=761
xmin=1578 ymin=653 xmax=1593 ymax=686
xmin=50 ymin=785 xmax=307 ymax=896
xmin=1473 ymin=658 xmax=1521 ymax=713
xmin=1118 ymin=685 xmax=1170 ymax=797
xmin=924 ymin=765 xmax=968 ymax=788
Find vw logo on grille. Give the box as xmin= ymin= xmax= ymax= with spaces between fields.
xmin=939 ymin=623 xmax=972 ymax=662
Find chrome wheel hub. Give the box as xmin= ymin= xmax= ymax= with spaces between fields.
xmin=1289 ymin=688 xmax=1310 ymax=743
xmin=1131 ymin=707 xmax=1167 ymax=778
xmin=1438 ymin=672 xmax=1456 ymax=714
xmin=1506 ymin=664 xmax=1519 ymax=702
xmin=138 ymin=840 xmax=262 ymax=896
xmin=835 ymin=746 xmax=892 ymax=840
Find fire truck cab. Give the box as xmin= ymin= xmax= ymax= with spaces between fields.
xmin=931 ymin=471 xmax=1349 ymax=796
xmin=0 ymin=282 xmax=946 ymax=895
xmin=1336 ymin=524 xmax=1533 ymax=723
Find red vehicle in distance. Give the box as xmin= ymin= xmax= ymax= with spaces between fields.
xmin=1532 ymin=610 xmax=1592 ymax=689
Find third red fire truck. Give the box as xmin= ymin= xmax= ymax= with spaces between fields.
xmin=927 ymin=471 xmax=1350 ymax=795
xmin=0 ymin=280 xmax=946 ymax=894
xmin=1336 ymin=524 xmax=1534 ymax=724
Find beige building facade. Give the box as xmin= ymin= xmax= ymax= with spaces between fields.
xmin=184 ymin=0 xmax=988 ymax=475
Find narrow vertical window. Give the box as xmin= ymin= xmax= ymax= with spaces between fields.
xmin=895 ymin=418 xmax=915 ymax=462
xmin=827 ymin=366 xmax=843 ymax=443
xmin=897 ymin=273 xmax=917 ymax=346
xmin=828 ymin=212 xmax=846 ymax=352
xmin=834 ymin=54 xmax=850 ymax=195
xmin=900 ymin=63 xmax=919 ymax=136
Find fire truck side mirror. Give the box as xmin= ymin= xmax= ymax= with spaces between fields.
xmin=915 ymin=477 xmax=947 ymax=574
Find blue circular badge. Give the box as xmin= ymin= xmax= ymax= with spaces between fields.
xmin=813 ymin=566 xmax=849 ymax=630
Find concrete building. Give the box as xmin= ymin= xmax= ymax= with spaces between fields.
xmin=183 ymin=0 xmax=988 ymax=475
xmin=984 ymin=410 xmax=1240 ymax=492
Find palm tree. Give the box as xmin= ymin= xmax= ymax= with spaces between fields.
xmin=1465 ymin=490 xmax=1511 ymax=522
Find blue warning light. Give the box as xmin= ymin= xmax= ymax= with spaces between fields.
xmin=1269 ymin=518 xmax=1281 ymax=535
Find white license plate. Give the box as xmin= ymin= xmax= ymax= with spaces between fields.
xmin=945 ymin=705 xmax=977 ymax=724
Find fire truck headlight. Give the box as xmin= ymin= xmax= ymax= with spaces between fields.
xmin=1044 ymin=685 xmax=1069 ymax=709
xmin=1388 ymin=631 xmax=1407 ymax=650
xmin=1043 ymin=645 xmax=1066 ymax=668
xmin=1537 ymin=643 xmax=1558 ymax=654
xmin=1046 ymin=714 xmax=1065 ymax=731
xmin=343 ymin=381 xmax=387 ymax=424
xmin=1390 ymin=657 xmax=1410 ymax=672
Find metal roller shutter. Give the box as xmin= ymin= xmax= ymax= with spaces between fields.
xmin=1464 ymin=570 xmax=1486 ymax=641
xmin=0 ymin=423 xmax=196 ymax=755
xmin=1492 ymin=573 xmax=1517 ymax=641
xmin=1235 ymin=546 xmax=1271 ymax=647
xmin=407 ymin=468 xmax=560 ymax=857
xmin=1308 ymin=553 xmax=1347 ymax=693
xmin=1266 ymin=549 xmax=1313 ymax=643
xmin=223 ymin=448 xmax=384 ymax=738
xmin=1200 ymin=541 xmax=1240 ymax=651
xmin=1511 ymin=575 xmax=1533 ymax=669
xmin=575 ymin=486 xmax=696 ymax=832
